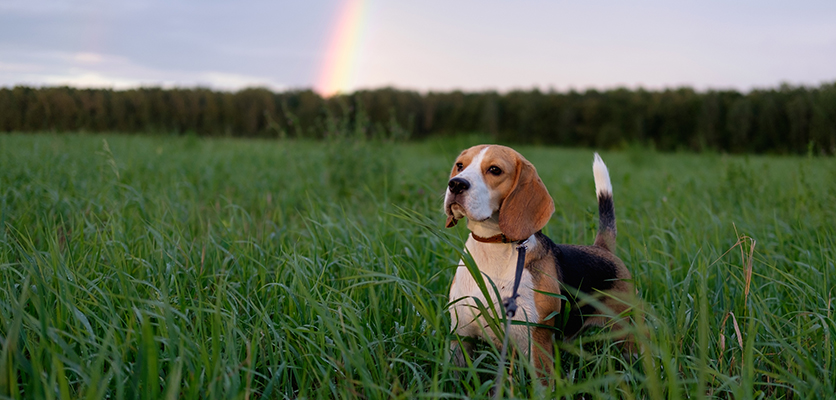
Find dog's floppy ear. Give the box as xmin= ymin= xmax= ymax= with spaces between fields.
xmin=499 ymin=158 xmax=555 ymax=241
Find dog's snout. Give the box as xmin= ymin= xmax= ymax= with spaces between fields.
xmin=448 ymin=177 xmax=470 ymax=195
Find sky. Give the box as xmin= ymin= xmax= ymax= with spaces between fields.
xmin=1 ymin=0 xmax=835 ymax=96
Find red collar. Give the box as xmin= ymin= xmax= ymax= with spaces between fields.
xmin=471 ymin=233 xmax=513 ymax=243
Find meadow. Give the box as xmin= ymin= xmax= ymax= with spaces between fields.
xmin=0 ymin=132 xmax=834 ymax=399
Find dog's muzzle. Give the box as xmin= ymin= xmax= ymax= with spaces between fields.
xmin=445 ymin=177 xmax=471 ymax=228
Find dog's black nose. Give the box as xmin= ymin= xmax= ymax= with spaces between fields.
xmin=448 ymin=177 xmax=470 ymax=195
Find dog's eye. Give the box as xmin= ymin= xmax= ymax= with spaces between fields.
xmin=456 ymin=162 xmax=463 ymax=172
xmin=488 ymin=166 xmax=502 ymax=176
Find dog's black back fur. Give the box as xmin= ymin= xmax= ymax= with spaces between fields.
xmin=534 ymin=232 xmax=622 ymax=338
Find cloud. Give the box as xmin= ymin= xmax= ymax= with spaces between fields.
xmin=195 ymin=72 xmax=286 ymax=92
xmin=73 ymin=52 xmax=104 ymax=64
xmin=38 ymin=71 xmax=143 ymax=89
xmin=0 ymin=49 xmax=288 ymax=91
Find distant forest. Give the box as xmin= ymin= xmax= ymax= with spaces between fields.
xmin=1 ymin=83 xmax=835 ymax=154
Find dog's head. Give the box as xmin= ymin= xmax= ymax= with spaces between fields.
xmin=444 ymin=145 xmax=554 ymax=241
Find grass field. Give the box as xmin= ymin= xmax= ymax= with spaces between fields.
xmin=1 ymin=132 xmax=835 ymax=399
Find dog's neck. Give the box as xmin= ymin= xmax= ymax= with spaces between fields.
xmin=466 ymin=214 xmax=502 ymax=238
xmin=466 ymin=213 xmax=537 ymax=248
xmin=465 ymin=215 xmax=537 ymax=277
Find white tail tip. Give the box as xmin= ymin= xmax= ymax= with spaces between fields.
xmin=593 ymin=152 xmax=612 ymax=197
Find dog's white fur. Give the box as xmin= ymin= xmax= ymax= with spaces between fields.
xmin=593 ymin=152 xmax=612 ymax=197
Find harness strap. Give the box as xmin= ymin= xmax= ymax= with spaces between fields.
xmin=493 ymin=239 xmax=528 ymax=399
xmin=503 ymin=241 xmax=527 ymax=318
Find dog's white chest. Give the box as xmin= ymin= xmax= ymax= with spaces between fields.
xmin=448 ymin=238 xmax=539 ymax=343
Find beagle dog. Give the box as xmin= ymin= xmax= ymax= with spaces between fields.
xmin=444 ymin=145 xmax=634 ymax=374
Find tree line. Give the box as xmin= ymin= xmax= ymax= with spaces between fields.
xmin=1 ymin=83 xmax=834 ymax=154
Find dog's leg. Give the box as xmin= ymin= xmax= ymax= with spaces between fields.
xmin=500 ymin=324 xmax=554 ymax=379
xmin=579 ymin=282 xmax=642 ymax=355
xmin=530 ymin=327 xmax=555 ymax=378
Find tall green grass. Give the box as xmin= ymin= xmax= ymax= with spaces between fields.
xmin=1 ymin=132 xmax=834 ymax=399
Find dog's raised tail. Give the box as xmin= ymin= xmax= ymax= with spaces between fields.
xmin=593 ymin=153 xmax=616 ymax=252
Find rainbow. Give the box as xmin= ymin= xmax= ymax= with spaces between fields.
xmin=316 ymin=0 xmax=370 ymax=97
